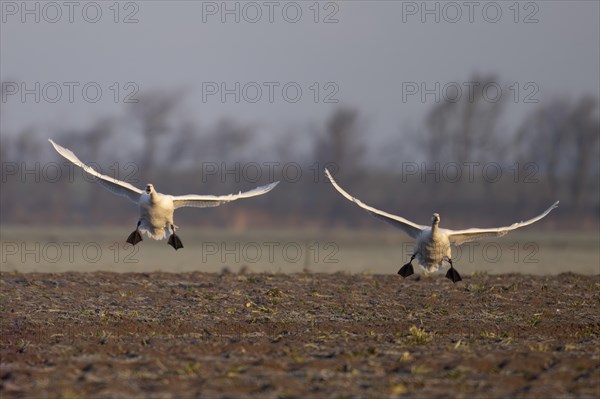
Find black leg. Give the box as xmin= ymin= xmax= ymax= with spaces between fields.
xmin=167 ymin=224 xmax=184 ymax=250
xmin=445 ymin=258 xmax=462 ymax=283
xmin=126 ymin=220 xmax=143 ymax=246
xmin=398 ymin=255 xmax=415 ymax=278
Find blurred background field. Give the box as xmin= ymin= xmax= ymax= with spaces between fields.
xmin=1 ymin=226 xmax=597 ymax=275
xmin=1 ymin=1 xmax=598 ymax=277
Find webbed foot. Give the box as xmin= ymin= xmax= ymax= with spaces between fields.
xmin=168 ymin=234 xmax=184 ymax=250
xmin=398 ymin=262 xmax=415 ymax=278
xmin=445 ymin=266 xmax=462 ymax=283
xmin=126 ymin=230 xmax=143 ymax=246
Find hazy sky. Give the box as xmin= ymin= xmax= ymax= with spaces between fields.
xmin=2 ymin=1 xmax=599 ymax=151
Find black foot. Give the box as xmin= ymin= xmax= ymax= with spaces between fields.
xmin=126 ymin=230 xmax=143 ymax=246
xmin=445 ymin=267 xmax=462 ymax=283
xmin=168 ymin=234 xmax=184 ymax=250
xmin=398 ymin=262 xmax=414 ymax=278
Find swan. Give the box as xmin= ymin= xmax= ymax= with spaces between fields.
xmin=324 ymin=168 xmax=558 ymax=282
xmin=49 ymin=139 xmax=279 ymax=250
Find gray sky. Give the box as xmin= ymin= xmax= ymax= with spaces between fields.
xmin=2 ymin=1 xmax=599 ymax=152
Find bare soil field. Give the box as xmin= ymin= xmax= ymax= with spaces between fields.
xmin=1 ymin=271 xmax=599 ymax=399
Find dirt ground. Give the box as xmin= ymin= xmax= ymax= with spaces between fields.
xmin=1 ymin=271 xmax=598 ymax=399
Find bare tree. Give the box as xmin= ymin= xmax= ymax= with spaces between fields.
xmin=209 ymin=118 xmax=255 ymax=162
xmin=309 ymin=107 xmax=367 ymax=225
xmin=516 ymin=96 xmax=600 ymax=213
xmin=423 ymin=74 xmax=507 ymax=164
xmin=129 ymin=91 xmax=182 ymax=180
xmin=567 ymin=96 xmax=599 ymax=211
xmin=313 ymin=107 xmax=365 ymax=177
xmin=166 ymin=121 xmax=202 ymax=169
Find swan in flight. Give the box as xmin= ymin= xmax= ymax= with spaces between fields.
xmin=49 ymin=139 xmax=279 ymax=250
xmin=325 ymin=168 xmax=558 ymax=283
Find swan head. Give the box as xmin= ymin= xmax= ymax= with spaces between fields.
xmin=432 ymin=213 xmax=440 ymax=225
xmin=145 ymin=184 xmax=154 ymax=194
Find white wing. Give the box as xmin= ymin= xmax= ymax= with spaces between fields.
xmin=49 ymin=139 xmax=143 ymax=204
xmin=324 ymin=169 xmax=426 ymax=239
xmin=447 ymin=201 xmax=559 ymax=245
xmin=172 ymin=181 xmax=279 ymax=209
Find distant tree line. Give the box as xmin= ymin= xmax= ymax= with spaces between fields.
xmin=1 ymin=75 xmax=598 ymax=229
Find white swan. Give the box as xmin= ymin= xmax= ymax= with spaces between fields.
xmin=49 ymin=139 xmax=279 ymax=250
xmin=325 ymin=168 xmax=559 ymax=282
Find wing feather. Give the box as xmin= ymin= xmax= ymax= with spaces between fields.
xmin=447 ymin=201 xmax=559 ymax=245
xmin=324 ymin=169 xmax=425 ymax=239
xmin=172 ymin=181 xmax=279 ymax=209
xmin=49 ymin=139 xmax=143 ymax=204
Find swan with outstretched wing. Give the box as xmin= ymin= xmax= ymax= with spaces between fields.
xmin=325 ymin=168 xmax=558 ymax=283
xmin=49 ymin=139 xmax=279 ymax=250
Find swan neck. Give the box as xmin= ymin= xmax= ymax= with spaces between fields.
xmin=431 ymin=223 xmax=439 ymax=234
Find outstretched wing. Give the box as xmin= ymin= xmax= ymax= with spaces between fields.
xmin=324 ymin=169 xmax=426 ymax=239
xmin=49 ymin=139 xmax=143 ymax=204
xmin=447 ymin=201 xmax=559 ymax=245
xmin=172 ymin=181 xmax=279 ymax=209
